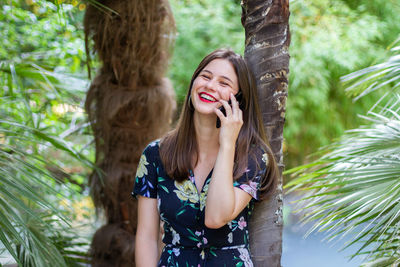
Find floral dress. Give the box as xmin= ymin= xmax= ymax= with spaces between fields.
xmin=132 ymin=140 xmax=268 ymax=267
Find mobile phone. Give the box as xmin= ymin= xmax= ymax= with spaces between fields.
xmin=216 ymin=91 xmax=243 ymax=128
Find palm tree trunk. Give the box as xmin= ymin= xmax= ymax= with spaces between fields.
xmin=241 ymin=0 xmax=290 ymax=266
xmin=84 ymin=1 xmax=176 ymax=266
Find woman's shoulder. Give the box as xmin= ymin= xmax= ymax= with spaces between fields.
xmin=245 ymin=144 xmax=269 ymax=177
xmin=249 ymin=144 xmax=268 ymax=164
xmin=141 ymin=139 xmax=161 ymax=158
xmin=144 ymin=139 xmax=160 ymax=149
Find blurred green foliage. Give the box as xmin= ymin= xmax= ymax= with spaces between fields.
xmin=286 ymin=0 xmax=385 ymax=167
xmin=169 ymin=0 xmax=245 ymax=104
xmin=285 ymin=39 xmax=400 ymax=266
xmin=1 ymin=0 xmax=93 ymax=265
xmin=0 ymin=0 xmax=91 ymax=185
xmin=169 ymin=0 xmax=400 ymax=170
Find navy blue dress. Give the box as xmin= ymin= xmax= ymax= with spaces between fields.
xmin=132 ymin=140 xmax=268 ymax=267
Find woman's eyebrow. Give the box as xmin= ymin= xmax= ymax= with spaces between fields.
xmin=221 ymin=75 xmax=233 ymax=84
xmin=202 ymin=70 xmax=233 ymax=84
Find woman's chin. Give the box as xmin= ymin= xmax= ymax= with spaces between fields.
xmin=194 ymin=107 xmax=217 ymax=116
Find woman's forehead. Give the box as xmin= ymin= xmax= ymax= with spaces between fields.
xmin=202 ymin=59 xmax=238 ymax=82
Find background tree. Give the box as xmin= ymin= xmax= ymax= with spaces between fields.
xmin=241 ymin=0 xmax=290 ymax=266
xmin=83 ymin=0 xmax=176 ymax=266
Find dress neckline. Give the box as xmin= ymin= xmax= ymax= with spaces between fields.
xmin=189 ymin=168 xmax=213 ymax=195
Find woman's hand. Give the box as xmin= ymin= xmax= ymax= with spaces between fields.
xmin=214 ymin=92 xmax=243 ymax=148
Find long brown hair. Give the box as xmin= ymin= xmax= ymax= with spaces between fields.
xmin=160 ymin=48 xmax=278 ymax=199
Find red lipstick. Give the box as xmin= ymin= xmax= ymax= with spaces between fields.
xmin=198 ymin=92 xmax=217 ymax=103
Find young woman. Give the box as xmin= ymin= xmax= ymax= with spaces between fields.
xmin=133 ymin=49 xmax=279 ymax=267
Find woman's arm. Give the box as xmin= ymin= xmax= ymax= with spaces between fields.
xmin=205 ymin=93 xmax=252 ymax=229
xmin=135 ymin=196 xmax=160 ymax=267
xmin=205 ymin=144 xmax=252 ymax=229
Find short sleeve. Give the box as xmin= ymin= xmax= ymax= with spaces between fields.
xmin=132 ymin=140 xmax=160 ymax=199
xmin=233 ymin=149 xmax=269 ymax=200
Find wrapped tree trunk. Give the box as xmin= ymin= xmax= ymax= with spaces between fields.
xmin=242 ymin=0 xmax=290 ymax=266
xmin=84 ymin=1 xmax=176 ymax=266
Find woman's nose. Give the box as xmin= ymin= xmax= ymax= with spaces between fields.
xmin=205 ymin=78 xmax=217 ymax=91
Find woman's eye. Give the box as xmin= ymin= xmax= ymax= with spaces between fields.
xmin=201 ymin=74 xmax=210 ymax=80
xmin=220 ymin=81 xmax=229 ymax=86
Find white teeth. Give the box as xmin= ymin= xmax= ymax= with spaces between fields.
xmin=200 ymin=93 xmax=216 ymax=102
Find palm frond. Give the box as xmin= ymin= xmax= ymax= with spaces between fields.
xmin=0 ymin=150 xmax=67 ymax=266
xmin=286 ymin=36 xmax=400 ymax=264
xmin=0 ymin=65 xmax=94 ymax=266
xmin=285 ymin=98 xmax=400 ymax=263
xmin=0 ymin=60 xmax=89 ymax=100
xmin=342 ymin=44 xmax=400 ymax=101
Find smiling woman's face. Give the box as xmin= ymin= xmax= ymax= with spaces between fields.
xmin=190 ymin=59 xmax=239 ymax=115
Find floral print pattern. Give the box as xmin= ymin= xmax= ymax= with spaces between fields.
xmin=132 ymin=140 xmax=267 ymax=267
xmin=136 ymin=154 xmax=149 ymax=178
xmin=174 ymin=180 xmax=199 ymax=203
xmin=199 ymin=182 xmax=208 ymax=211
xmin=238 ymin=247 xmax=253 ymax=267
xmin=171 ymin=227 xmax=181 ymax=245
xmin=262 ymin=153 xmax=268 ymax=165
xmin=237 ymin=181 xmax=259 ymax=201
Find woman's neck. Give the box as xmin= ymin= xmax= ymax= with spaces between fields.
xmin=193 ymin=112 xmax=220 ymax=162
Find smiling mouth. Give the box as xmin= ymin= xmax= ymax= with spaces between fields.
xmin=199 ymin=92 xmax=217 ymax=103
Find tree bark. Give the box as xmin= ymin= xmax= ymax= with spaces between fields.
xmin=84 ymin=1 xmax=176 ymax=266
xmin=242 ymin=0 xmax=290 ymax=266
